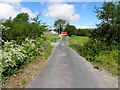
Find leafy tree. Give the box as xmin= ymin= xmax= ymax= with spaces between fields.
xmin=14 ymin=13 xmax=29 ymax=22
xmin=92 ymin=2 xmax=120 ymax=44
xmin=2 ymin=18 xmax=12 ymax=41
xmin=77 ymin=29 xmax=91 ymax=36
xmin=54 ymin=19 xmax=67 ymax=34
xmin=30 ymin=13 xmax=47 ymax=38
xmin=65 ymin=23 xmax=77 ymax=36
xmin=32 ymin=13 xmax=43 ymax=25
xmin=2 ymin=13 xmax=47 ymax=43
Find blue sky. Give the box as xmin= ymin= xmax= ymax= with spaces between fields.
xmin=0 ymin=1 xmax=104 ymax=29
xmin=20 ymin=2 xmax=103 ymax=28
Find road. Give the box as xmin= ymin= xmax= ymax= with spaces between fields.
xmin=26 ymin=36 xmax=105 ymax=88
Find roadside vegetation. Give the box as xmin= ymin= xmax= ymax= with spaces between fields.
xmin=69 ymin=36 xmax=119 ymax=75
xmin=68 ymin=2 xmax=119 ymax=75
xmin=0 ymin=13 xmax=54 ymax=85
xmin=0 ymin=1 xmax=119 ymax=87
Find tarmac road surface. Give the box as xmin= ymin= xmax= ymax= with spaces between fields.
xmin=26 ymin=36 xmax=105 ymax=88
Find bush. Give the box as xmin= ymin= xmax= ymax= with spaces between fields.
xmin=69 ymin=39 xmax=119 ymax=75
xmin=77 ymin=29 xmax=91 ymax=36
xmin=43 ymin=42 xmax=53 ymax=59
xmin=2 ymin=13 xmax=47 ymax=43
xmin=0 ymin=37 xmax=45 ymax=83
xmin=95 ymin=50 xmax=119 ymax=75
xmin=70 ymin=39 xmax=107 ymax=61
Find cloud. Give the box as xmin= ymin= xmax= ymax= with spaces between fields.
xmin=0 ymin=2 xmax=38 ymax=19
xmin=75 ymin=25 xmax=96 ymax=29
xmin=21 ymin=7 xmax=38 ymax=19
xmin=0 ymin=0 xmax=21 ymax=5
xmin=45 ymin=3 xmax=80 ymax=22
xmin=0 ymin=3 xmax=19 ymax=19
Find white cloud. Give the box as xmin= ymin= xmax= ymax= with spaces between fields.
xmin=75 ymin=25 xmax=96 ymax=29
xmin=0 ymin=0 xmax=21 ymax=5
xmin=0 ymin=2 xmax=38 ymax=19
xmin=0 ymin=3 xmax=19 ymax=19
xmin=45 ymin=3 xmax=80 ymax=22
xmin=21 ymin=7 xmax=38 ymax=19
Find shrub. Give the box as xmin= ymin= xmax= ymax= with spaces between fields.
xmin=69 ymin=38 xmax=119 ymax=75
xmin=0 ymin=37 xmax=45 ymax=83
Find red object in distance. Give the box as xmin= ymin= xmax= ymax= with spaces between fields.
xmin=61 ymin=32 xmax=67 ymax=35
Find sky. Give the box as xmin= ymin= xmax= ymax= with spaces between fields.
xmin=0 ymin=0 xmax=108 ymax=29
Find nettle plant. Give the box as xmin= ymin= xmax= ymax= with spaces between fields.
xmin=0 ymin=37 xmax=44 ymax=83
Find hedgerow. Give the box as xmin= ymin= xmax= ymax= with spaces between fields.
xmin=69 ymin=39 xmax=119 ymax=75
xmin=0 ymin=37 xmax=45 ymax=84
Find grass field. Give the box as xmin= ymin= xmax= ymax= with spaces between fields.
xmin=42 ymin=34 xmax=59 ymax=42
xmin=68 ymin=36 xmax=89 ymax=45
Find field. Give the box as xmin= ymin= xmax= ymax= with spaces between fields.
xmin=68 ymin=36 xmax=89 ymax=45
xmin=42 ymin=34 xmax=59 ymax=42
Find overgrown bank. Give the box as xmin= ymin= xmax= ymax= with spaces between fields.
xmin=0 ymin=13 xmax=55 ymax=86
xmin=68 ymin=2 xmax=119 ymax=76
xmin=0 ymin=37 xmax=53 ymax=85
xmin=68 ymin=36 xmax=119 ymax=75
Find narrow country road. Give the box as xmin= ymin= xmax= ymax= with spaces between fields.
xmin=26 ymin=36 xmax=105 ymax=88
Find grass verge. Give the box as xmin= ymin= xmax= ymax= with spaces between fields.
xmin=68 ymin=36 xmax=119 ymax=75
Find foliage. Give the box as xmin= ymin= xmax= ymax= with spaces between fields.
xmin=65 ymin=23 xmax=77 ymax=36
xmin=77 ymin=29 xmax=92 ymax=36
xmin=94 ymin=50 xmax=119 ymax=75
xmin=54 ymin=19 xmax=67 ymax=34
xmin=14 ymin=13 xmax=29 ymax=23
xmin=0 ymin=13 xmax=54 ymax=84
xmin=68 ymin=2 xmax=120 ymax=75
xmin=92 ymin=2 xmax=120 ymax=44
xmin=69 ymin=37 xmax=119 ymax=75
xmin=0 ymin=37 xmax=45 ymax=83
xmin=2 ymin=13 xmax=47 ymax=43
xmin=43 ymin=42 xmax=53 ymax=59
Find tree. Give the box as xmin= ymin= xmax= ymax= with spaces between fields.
xmin=93 ymin=2 xmax=120 ymax=44
xmin=54 ymin=19 xmax=67 ymax=34
xmin=2 ymin=18 xmax=12 ymax=41
xmin=14 ymin=13 xmax=29 ymax=22
xmin=31 ymin=13 xmax=47 ymax=38
xmin=32 ymin=13 xmax=41 ymax=24
xmin=77 ymin=29 xmax=91 ymax=36
xmin=65 ymin=23 xmax=77 ymax=36
xmin=2 ymin=13 xmax=47 ymax=43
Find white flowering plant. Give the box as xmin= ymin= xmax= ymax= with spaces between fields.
xmin=0 ymin=37 xmax=45 ymax=83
